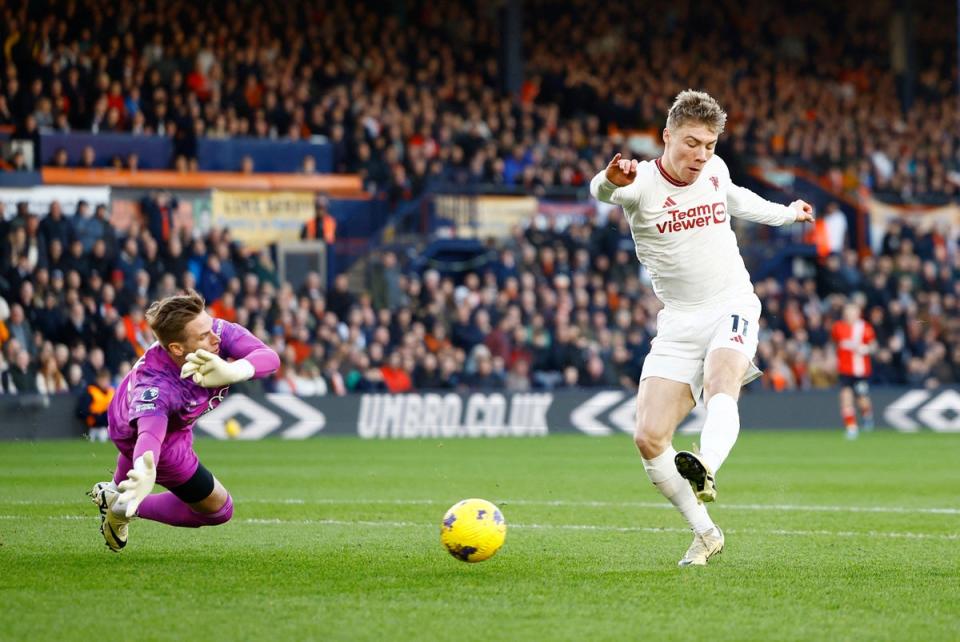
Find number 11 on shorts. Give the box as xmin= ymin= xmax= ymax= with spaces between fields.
xmin=731 ymin=314 xmax=748 ymax=337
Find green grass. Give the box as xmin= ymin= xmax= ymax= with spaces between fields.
xmin=1 ymin=431 xmax=958 ymax=641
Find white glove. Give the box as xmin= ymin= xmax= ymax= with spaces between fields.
xmin=180 ymin=349 xmax=255 ymax=388
xmin=117 ymin=451 xmax=156 ymax=518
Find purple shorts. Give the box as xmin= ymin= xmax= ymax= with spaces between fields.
xmin=112 ymin=429 xmax=200 ymax=489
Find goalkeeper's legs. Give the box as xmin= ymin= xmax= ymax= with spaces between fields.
xmin=138 ymin=463 xmax=233 ymax=527
xmin=137 ymin=491 xmax=233 ymax=527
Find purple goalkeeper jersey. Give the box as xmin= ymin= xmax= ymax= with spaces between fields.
xmin=108 ymin=318 xmax=265 ymax=450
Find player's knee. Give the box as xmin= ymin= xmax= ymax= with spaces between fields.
xmin=703 ymin=374 xmax=738 ymax=400
xmin=201 ymin=494 xmax=234 ymax=526
xmin=634 ymin=421 xmax=669 ymax=458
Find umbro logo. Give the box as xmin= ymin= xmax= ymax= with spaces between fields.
xmin=662 ymin=196 xmax=676 ymax=209
xmin=730 ymin=335 xmax=744 ymax=344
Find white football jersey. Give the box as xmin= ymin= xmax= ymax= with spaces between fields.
xmin=590 ymin=154 xmax=796 ymax=309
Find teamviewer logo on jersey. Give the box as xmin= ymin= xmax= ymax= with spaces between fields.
xmin=712 ymin=202 xmax=727 ymax=223
xmin=657 ymin=201 xmax=726 ymax=233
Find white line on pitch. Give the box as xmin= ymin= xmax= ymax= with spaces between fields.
xmin=242 ymin=518 xmax=960 ymax=540
xmin=247 ymin=498 xmax=960 ymax=515
xmin=4 ymin=496 xmax=960 ymax=515
xmin=4 ymin=514 xmax=957 ymax=541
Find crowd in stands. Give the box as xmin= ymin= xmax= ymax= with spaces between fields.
xmin=0 ymin=0 xmax=958 ymax=409
xmin=0 ymin=0 xmax=956 ymax=204
xmin=1 ymin=193 xmax=957 ymax=404
xmin=757 ymin=218 xmax=960 ymax=390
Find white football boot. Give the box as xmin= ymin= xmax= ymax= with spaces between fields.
xmin=678 ymin=526 xmax=724 ymax=567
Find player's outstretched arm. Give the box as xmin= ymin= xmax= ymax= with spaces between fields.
xmin=590 ymin=153 xmax=640 ymax=204
xmin=728 ymin=183 xmax=815 ymax=226
xmin=117 ymin=451 xmax=156 ymax=518
xmin=224 ymin=322 xmax=281 ymax=379
xmin=181 ymin=348 xmax=279 ymax=388
xmin=117 ymin=414 xmax=167 ymax=517
xmin=180 ymin=349 xmax=253 ymax=387
xmin=181 ymin=322 xmax=281 ymax=388
xmin=787 ymin=200 xmax=815 ymax=223
xmin=238 ymin=346 xmax=281 ymax=378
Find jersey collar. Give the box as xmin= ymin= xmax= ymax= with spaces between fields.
xmin=655 ymin=157 xmax=689 ymax=187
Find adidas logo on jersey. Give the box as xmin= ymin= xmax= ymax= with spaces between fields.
xmin=662 ymin=196 xmax=676 ymax=209
xmin=730 ymin=335 xmax=744 ymax=344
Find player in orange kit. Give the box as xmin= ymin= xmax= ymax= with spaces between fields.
xmin=831 ymin=302 xmax=876 ymax=439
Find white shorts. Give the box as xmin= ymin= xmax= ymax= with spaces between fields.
xmin=640 ymin=293 xmax=763 ymax=401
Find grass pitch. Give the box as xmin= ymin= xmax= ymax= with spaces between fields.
xmin=1 ymin=431 xmax=958 ymax=641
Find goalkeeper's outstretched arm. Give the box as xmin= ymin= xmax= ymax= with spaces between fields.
xmin=117 ymin=414 xmax=168 ymax=517
xmin=180 ymin=324 xmax=280 ymax=388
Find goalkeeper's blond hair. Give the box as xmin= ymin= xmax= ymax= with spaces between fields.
xmin=666 ymin=90 xmax=727 ymax=134
xmin=146 ymin=289 xmax=206 ymax=348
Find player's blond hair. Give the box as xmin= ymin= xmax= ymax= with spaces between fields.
xmin=666 ymin=90 xmax=727 ymax=134
xmin=146 ymin=289 xmax=206 ymax=348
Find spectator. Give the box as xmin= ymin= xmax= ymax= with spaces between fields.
xmin=464 ymin=345 xmax=503 ymax=390
xmin=326 ymin=273 xmax=355 ymax=322
xmin=368 ymin=251 xmax=401 ymax=311
xmin=379 ymin=350 xmax=413 ymax=393
xmin=77 ymin=145 xmax=97 ymax=168
xmin=6 ymin=304 xmax=35 ymax=356
xmin=3 ymin=348 xmax=41 ymax=393
xmin=822 ymin=203 xmax=849 ymax=255
xmin=104 ymin=321 xmax=136 ymax=375
xmin=75 ymin=368 xmax=114 ymax=442
xmin=4 ymin=148 xmax=29 ymax=171
xmin=300 ymin=155 xmax=317 ymax=175
xmin=71 ymin=201 xmax=100 ymax=252
xmin=300 ymin=194 xmax=336 ymax=244
xmin=505 ymin=357 xmax=532 ymax=392
xmin=579 ymin=353 xmax=615 ymax=388
xmin=38 ymin=201 xmax=74 ymax=251
xmin=38 ymin=351 xmax=69 ymax=394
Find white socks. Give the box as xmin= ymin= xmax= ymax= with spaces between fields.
xmin=699 ymin=393 xmax=740 ymax=473
xmin=639 ymin=394 xmax=740 ymax=535
xmin=642 ymin=446 xmax=715 ymax=535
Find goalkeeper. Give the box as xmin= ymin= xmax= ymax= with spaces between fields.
xmin=88 ymin=289 xmax=280 ymax=551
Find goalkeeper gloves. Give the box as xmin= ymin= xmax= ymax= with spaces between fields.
xmin=180 ymin=349 xmax=255 ymax=388
xmin=117 ymin=451 xmax=156 ymax=518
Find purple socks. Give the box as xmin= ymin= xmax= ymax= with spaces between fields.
xmin=137 ymin=492 xmax=234 ymax=527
